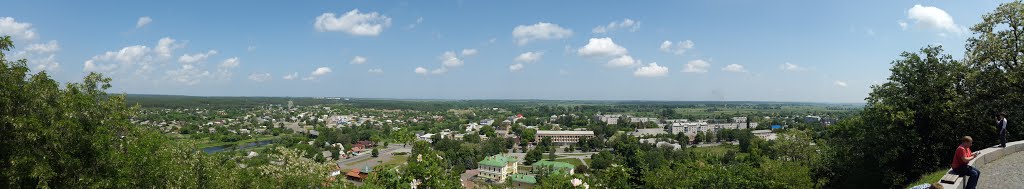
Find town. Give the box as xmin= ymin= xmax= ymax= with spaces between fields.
xmin=129 ymin=96 xmax=854 ymax=188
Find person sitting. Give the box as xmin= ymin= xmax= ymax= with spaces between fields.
xmin=951 ymin=136 xmax=981 ymax=189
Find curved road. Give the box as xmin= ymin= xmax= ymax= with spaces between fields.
xmin=980 ymin=151 xmax=1024 ymax=189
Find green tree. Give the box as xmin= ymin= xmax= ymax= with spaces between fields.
xmin=371 ymin=147 xmax=379 ymax=157
xmin=525 ymin=148 xmax=543 ymax=164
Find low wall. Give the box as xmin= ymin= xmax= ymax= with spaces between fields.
xmin=940 ymin=140 xmax=1024 ymax=189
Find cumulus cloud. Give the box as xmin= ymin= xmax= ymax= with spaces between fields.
xmin=0 ymin=17 xmax=37 ymax=41
xmin=509 ymin=63 xmax=524 ymax=72
xmin=512 ymin=22 xmax=573 ymax=45
xmin=515 ymin=51 xmax=543 ymax=63
xmin=906 ymin=4 xmax=964 ymax=34
xmin=780 ymin=62 xmax=804 ymax=71
xmin=83 ymin=45 xmax=154 ymax=73
xmin=178 ymin=50 xmax=218 ymax=64
xmin=593 ymin=18 xmax=639 ymax=34
xmin=249 ymin=72 xmax=271 ymax=82
xmin=282 ymin=72 xmax=298 ymax=80
xmin=659 ymin=40 xmax=694 ymax=55
xmin=26 ymin=40 xmax=59 ymax=54
xmin=165 ymin=64 xmax=211 ymax=85
xmin=461 ymin=49 xmax=478 ymax=56
xmin=414 ymin=67 xmax=428 ymax=75
xmin=607 ymin=55 xmax=637 ymax=67
xmin=154 ymin=37 xmax=184 ymax=58
xmin=834 ymin=80 xmax=848 ymax=87
xmin=440 ymin=51 xmax=463 ymax=67
xmin=314 ymin=9 xmax=392 ymax=36
xmin=219 ymin=57 xmax=240 ymax=69
xmin=722 ymin=64 xmax=747 ymax=72
xmin=136 ymin=16 xmax=152 ymax=28
xmin=350 ymin=56 xmax=367 ymax=64
xmin=898 ymin=21 xmax=908 ymax=30
xmin=683 ymin=59 xmax=710 ymax=73
xmin=578 ymin=37 xmax=628 ymax=57
xmin=634 ymin=62 xmax=668 ymax=77
xmin=311 ymin=67 xmax=332 ymax=76
xmin=368 ymin=68 xmax=383 ymax=73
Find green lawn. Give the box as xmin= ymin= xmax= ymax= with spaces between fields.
xmin=344 ymin=157 xmax=376 ymax=166
xmin=907 ymin=169 xmax=948 ymax=188
xmin=197 ymin=136 xmax=277 ymax=148
xmin=380 ymin=155 xmax=408 ymax=166
xmin=553 ymin=158 xmax=586 ymax=167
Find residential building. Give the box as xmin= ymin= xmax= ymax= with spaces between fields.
xmin=477 ymin=154 xmax=519 ymax=183
xmin=535 ymin=130 xmax=595 ymax=144
xmin=804 ymin=115 xmax=822 ymax=123
xmin=752 ymin=130 xmax=778 ymax=141
xmin=593 ymin=114 xmax=623 ymax=125
xmin=509 ymin=174 xmax=536 ymax=188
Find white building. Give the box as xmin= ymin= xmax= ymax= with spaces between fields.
xmin=536 ymin=130 xmax=595 ymax=144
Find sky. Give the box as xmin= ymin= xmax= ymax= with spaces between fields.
xmin=0 ymin=0 xmax=1011 ymax=103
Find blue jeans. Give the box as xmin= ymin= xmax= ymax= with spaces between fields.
xmin=955 ymin=165 xmax=980 ymax=189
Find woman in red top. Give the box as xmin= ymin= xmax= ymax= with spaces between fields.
xmin=952 ymin=136 xmax=981 ymax=189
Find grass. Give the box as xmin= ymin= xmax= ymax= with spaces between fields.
xmin=553 ymin=158 xmax=586 ymax=167
xmin=689 ymin=145 xmax=736 ymax=156
xmin=380 ymin=155 xmax=408 ymax=166
xmin=906 ymin=169 xmax=949 ymax=188
xmin=344 ymin=157 xmax=376 ymax=166
xmin=197 ymin=136 xmax=277 ymax=148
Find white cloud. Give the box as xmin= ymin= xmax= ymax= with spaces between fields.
xmin=311 ymin=67 xmax=332 ymax=76
xmin=282 ymin=72 xmax=298 ymax=80
xmin=83 ymin=45 xmax=153 ymax=73
xmin=512 ymin=22 xmax=573 ymax=45
xmin=249 ymin=72 xmax=271 ymax=82
xmin=407 ymin=17 xmax=423 ymax=29
xmin=31 ymin=54 xmax=59 ymax=72
xmin=592 ymin=18 xmax=639 ymax=34
xmin=0 ymin=17 xmax=37 ymax=41
xmin=683 ymin=59 xmax=710 ymax=73
xmin=607 ymin=55 xmax=637 ymax=67
xmin=136 ymin=16 xmax=152 ymax=28
xmin=350 ymin=56 xmax=367 ymax=64
xmin=509 ymin=63 xmax=524 ymax=72
xmin=165 ymin=64 xmax=211 ymax=85
xmin=834 ymin=80 xmax=848 ymax=87
xmin=898 ymin=21 xmax=908 ymax=30
xmin=461 ymin=49 xmax=478 ymax=56
xmin=659 ymin=40 xmax=694 ymax=55
xmin=414 ymin=67 xmax=428 ymax=75
xmin=155 ymin=37 xmax=183 ymax=58
xmin=26 ymin=40 xmax=59 ymax=54
xmin=906 ymin=4 xmax=964 ymax=34
xmin=780 ymin=62 xmax=804 ymax=71
xmin=634 ymin=62 xmax=668 ymax=77
xmin=578 ymin=37 xmax=627 ymax=57
xmin=440 ymin=51 xmax=463 ymax=67
xmin=314 ymin=9 xmax=392 ymax=36
xmin=368 ymin=68 xmax=383 ymax=73
xmin=219 ymin=57 xmax=240 ymax=68
xmin=722 ymin=64 xmax=747 ymax=72
xmin=515 ymin=51 xmax=543 ymax=63
xmin=430 ymin=68 xmax=447 ymax=74
xmin=178 ymin=50 xmax=218 ymax=64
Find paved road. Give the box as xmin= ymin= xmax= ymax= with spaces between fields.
xmin=980 ymin=150 xmax=1024 ymax=189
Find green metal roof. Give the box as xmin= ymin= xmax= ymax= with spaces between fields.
xmin=478 ymin=154 xmax=517 ymax=167
xmin=531 ymin=160 xmax=575 ymax=170
xmin=509 ymin=174 xmax=536 ymax=184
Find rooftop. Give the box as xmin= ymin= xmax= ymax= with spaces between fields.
xmin=479 ymin=154 xmax=518 ymax=167
xmin=509 ymin=174 xmax=536 ymax=184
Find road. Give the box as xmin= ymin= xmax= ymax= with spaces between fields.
xmin=336 ymin=144 xmax=411 ymax=171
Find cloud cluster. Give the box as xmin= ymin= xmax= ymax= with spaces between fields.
xmin=634 ymin=63 xmax=668 ymax=77
xmin=0 ymin=17 xmax=37 ymax=41
xmin=136 ymin=16 xmax=152 ymax=28
xmin=2 ymin=17 xmax=61 ymax=71
xmin=904 ymin=4 xmax=964 ymax=35
xmin=509 ymin=51 xmax=544 ymax=72
xmin=593 ymin=19 xmax=639 ymax=34
xmin=683 ymin=59 xmax=710 ymax=73
xmin=350 ymin=56 xmax=367 ymax=64
xmin=315 ymin=9 xmax=392 ymax=36
xmin=722 ymin=64 xmax=747 ymax=73
xmin=780 ymin=62 xmax=804 ymax=71
xmin=417 ymin=49 xmax=475 ymax=75
xmin=659 ymin=40 xmax=694 ymax=55
xmin=578 ymin=37 xmax=628 ymax=57
xmin=249 ymin=72 xmax=271 ymax=82
xmin=512 ymin=22 xmax=573 ymax=45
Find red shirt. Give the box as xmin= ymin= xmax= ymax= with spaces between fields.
xmin=951 ymin=145 xmax=973 ymax=169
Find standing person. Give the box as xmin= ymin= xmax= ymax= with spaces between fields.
xmin=952 ymin=136 xmax=982 ymax=189
xmin=998 ymin=112 xmax=1008 ymax=148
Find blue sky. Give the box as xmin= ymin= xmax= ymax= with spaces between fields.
xmin=0 ymin=0 xmax=1010 ymax=102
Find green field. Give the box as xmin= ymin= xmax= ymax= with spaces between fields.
xmin=380 ymin=155 xmax=409 ymax=166
xmin=196 ymin=136 xmax=278 ymax=149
